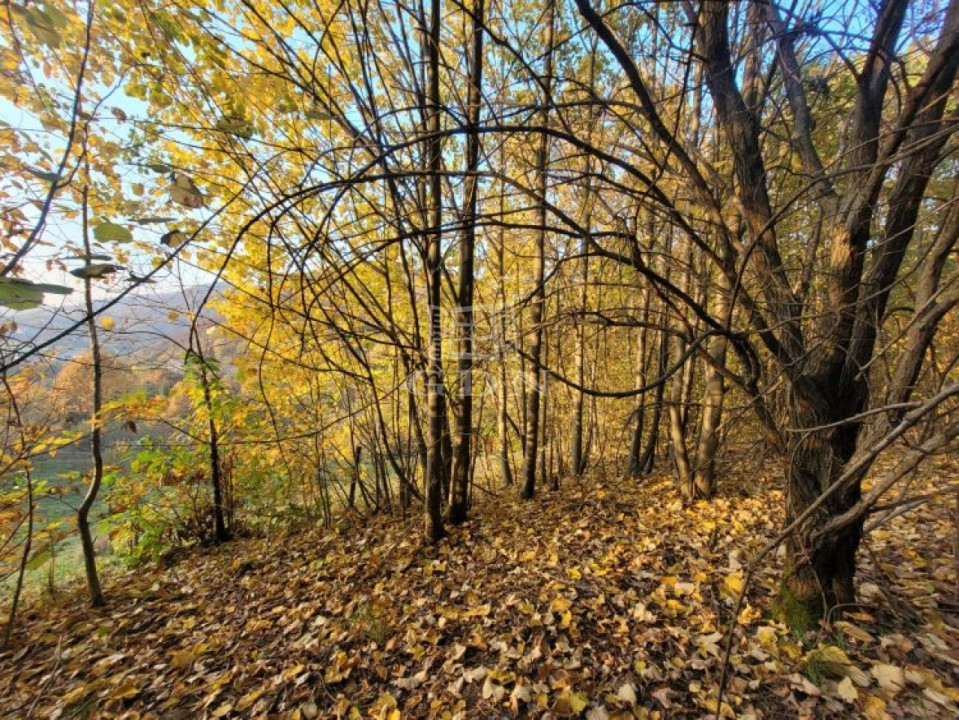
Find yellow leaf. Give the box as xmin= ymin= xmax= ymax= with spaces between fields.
xmin=551 ymin=596 xmax=572 ymax=613
xmin=723 ymin=572 xmax=744 ymax=596
xmin=871 ymin=664 xmax=906 ymax=694
xmin=862 ymin=694 xmax=892 ymax=720
xmin=552 ymin=690 xmax=589 ymax=716
xmin=835 ymin=620 xmax=874 ymax=644
xmin=236 ymin=688 xmax=264 ymax=712
xmin=324 ymin=651 xmax=353 ymax=684
xmin=465 ymin=603 xmax=491 ymax=618
xmin=170 ymin=649 xmax=195 ymax=670
xmin=836 ymin=677 xmax=858 ymax=702
xmin=101 ymin=316 xmax=115 ymax=331
xmin=110 ymin=680 xmax=140 ymax=700
xmin=62 ymin=682 xmax=98 ymax=705
xmin=616 ymin=683 xmax=637 ymax=705
xmin=701 ymin=697 xmax=735 ymax=718
xmin=805 ymin=645 xmax=851 ymax=677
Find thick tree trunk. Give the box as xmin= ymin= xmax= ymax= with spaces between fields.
xmin=779 ymin=377 xmax=864 ymax=629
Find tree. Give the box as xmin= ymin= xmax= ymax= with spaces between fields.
xmin=449 ymin=0 xmax=486 ymax=525
xmin=520 ymin=0 xmax=556 ymax=500
xmin=424 ymin=0 xmax=447 ymax=542
xmin=76 ymin=183 xmax=105 ymax=607
xmin=575 ymin=0 xmax=959 ymax=624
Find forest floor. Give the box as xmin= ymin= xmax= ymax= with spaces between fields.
xmin=1 ymin=455 xmax=957 ymax=719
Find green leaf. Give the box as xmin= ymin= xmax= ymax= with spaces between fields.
xmin=306 ymin=108 xmax=333 ymax=122
xmin=0 ymin=277 xmax=72 ymax=310
xmin=125 ymin=273 xmax=156 ymax=284
xmin=143 ymin=162 xmax=172 ymax=174
xmin=28 ymin=282 xmax=72 ymax=295
xmin=12 ymin=4 xmax=62 ymax=49
xmin=70 ymin=264 xmax=120 ymax=279
xmin=93 ymin=222 xmax=133 ymax=243
xmin=26 ymin=166 xmax=60 ymax=183
xmin=215 ymin=114 xmax=254 ymax=139
xmin=62 ymin=253 xmax=113 ymax=262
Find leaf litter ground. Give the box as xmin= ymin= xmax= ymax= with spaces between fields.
xmin=1 ymin=458 xmax=957 ymax=719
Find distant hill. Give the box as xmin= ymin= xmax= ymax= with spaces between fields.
xmin=2 ymin=284 xmax=226 ymax=369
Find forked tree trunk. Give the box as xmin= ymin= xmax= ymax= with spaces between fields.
xmin=692 ymin=269 xmax=730 ymax=498
xmin=638 ymin=329 xmax=668 ymax=475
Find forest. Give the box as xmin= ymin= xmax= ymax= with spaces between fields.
xmin=1 ymin=0 xmax=958 ymax=717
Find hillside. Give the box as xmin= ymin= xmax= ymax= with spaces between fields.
xmin=4 ymin=284 xmax=222 ymax=365
xmin=2 ymin=464 xmax=956 ymax=719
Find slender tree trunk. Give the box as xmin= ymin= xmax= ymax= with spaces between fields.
xmin=2 ymin=377 xmax=32 ymax=646
xmin=692 ymin=268 xmax=729 ymax=498
xmin=198 ymin=360 xmax=228 ymax=542
xmin=666 ymin=233 xmax=693 ymax=495
xmin=571 ymin=40 xmax=599 ymax=478
xmin=424 ymin=0 xmax=446 ymax=541
xmin=639 ymin=328 xmax=668 ymax=475
xmin=540 ymin=333 xmax=553 ymax=491
xmin=450 ymin=0 xmax=485 ymax=524
xmin=496 ymin=149 xmax=514 ymax=487
xmin=521 ymin=0 xmax=555 ymax=499
xmin=77 ymin=184 xmax=104 ymax=607
xmin=627 ymin=294 xmax=651 ymax=477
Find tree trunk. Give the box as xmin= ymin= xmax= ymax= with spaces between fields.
xmin=496 ymin=146 xmax=514 ymax=487
xmin=692 ymin=269 xmax=730 ymax=498
xmin=450 ymin=0 xmax=485 ymax=524
xmin=571 ymin=40 xmax=599 ymax=479
xmin=638 ymin=329 xmax=668 ymax=475
xmin=626 ymin=304 xmax=650 ymax=477
xmin=520 ymin=0 xmax=555 ymax=499
xmin=424 ymin=0 xmax=446 ymax=542
xmin=779 ymin=379 xmax=863 ymax=629
xmin=667 ymin=234 xmax=693 ymax=496
xmin=197 ymin=360 xmax=229 ymax=542
xmin=77 ymin=184 xmax=104 ymax=607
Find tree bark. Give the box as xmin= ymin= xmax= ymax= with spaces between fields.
xmin=77 ymin=184 xmax=104 ymax=607
xmin=450 ymin=0 xmax=485 ymax=524
xmin=520 ymin=0 xmax=556 ymax=499
xmin=424 ymin=0 xmax=446 ymax=542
